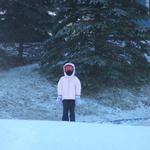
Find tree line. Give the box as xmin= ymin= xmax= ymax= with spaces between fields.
xmin=0 ymin=0 xmax=150 ymax=89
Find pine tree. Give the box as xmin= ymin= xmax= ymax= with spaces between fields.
xmin=42 ymin=0 xmax=150 ymax=88
xmin=0 ymin=0 xmax=53 ymax=62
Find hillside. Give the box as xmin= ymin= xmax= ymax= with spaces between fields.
xmin=0 ymin=64 xmax=150 ymax=125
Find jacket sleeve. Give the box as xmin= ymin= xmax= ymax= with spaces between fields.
xmin=57 ymin=77 xmax=63 ymax=96
xmin=75 ymin=77 xmax=81 ymax=96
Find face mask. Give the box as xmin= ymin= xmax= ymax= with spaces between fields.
xmin=66 ymin=70 xmax=73 ymax=76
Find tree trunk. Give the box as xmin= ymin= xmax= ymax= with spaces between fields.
xmin=18 ymin=43 xmax=24 ymax=64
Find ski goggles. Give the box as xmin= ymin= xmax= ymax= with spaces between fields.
xmin=64 ymin=65 xmax=74 ymax=72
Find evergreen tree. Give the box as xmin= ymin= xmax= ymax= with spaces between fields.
xmin=41 ymin=0 xmax=150 ymax=89
xmin=0 ymin=0 xmax=53 ymax=62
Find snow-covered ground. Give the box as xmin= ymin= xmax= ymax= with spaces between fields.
xmin=0 ymin=43 xmax=42 ymax=60
xmin=0 ymin=119 xmax=150 ymax=150
xmin=0 ymin=64 xmax=150 ymax=125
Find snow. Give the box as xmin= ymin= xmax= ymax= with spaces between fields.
xmin=0 ymin=10 xmax=6 ymax=15
xmin=0 ymin=64 xmax=150 ymax=125
xmin=1 ymin=18 xmax=5 ymax=21
xmin=48 ymin=32 xmax=53 ymax=36
xmin=47 ymin=11 xmax=56 ymax=16
xmin=0 ymin=43 xmax=43 ymax=60
xmin=0 ymin=119 xmax=150 ymax=150
xmin=0 ymin=64 xmax=57 ymax=120
xmin=144 ymin=53 xmax=150 ymax=63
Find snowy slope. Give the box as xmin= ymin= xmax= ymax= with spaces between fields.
xmin=0 ymin=64 xmax=150 ymax=125
xmin=0 ymin=64 xmax=59 ymax=120
xmin=0 ymin=119 xmax=150 ymax=150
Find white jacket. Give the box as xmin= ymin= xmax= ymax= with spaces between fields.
xmin=57 ymin=63 xmax=81 ymax=100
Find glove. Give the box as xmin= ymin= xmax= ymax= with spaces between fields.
xmin=75 ymin=95 xmax=81 ymax=106
xmin=56 ymin=95 xmax=62 ymax=106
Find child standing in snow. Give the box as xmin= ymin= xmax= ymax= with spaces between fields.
xmin=56 ymin=63 xmax=81 ymax=122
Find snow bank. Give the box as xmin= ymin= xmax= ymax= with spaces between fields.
xmin=0 ymin=119 xmax=150 ymax=150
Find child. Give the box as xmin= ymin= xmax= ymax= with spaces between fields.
xmin=56 ymin=63 xmax=81 ymax=121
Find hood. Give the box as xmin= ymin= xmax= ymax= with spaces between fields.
xmin=63 ymin=63 xmax=75 ymax=77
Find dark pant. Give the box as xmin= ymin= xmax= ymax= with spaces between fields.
xmin=62 ymin=100 xmax=75 ymax=122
